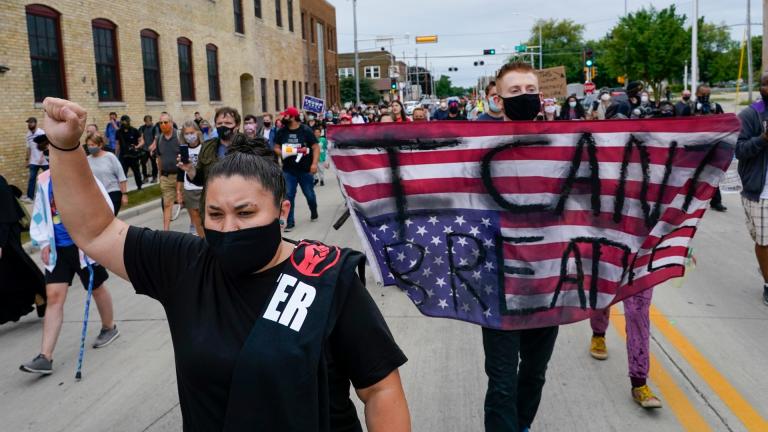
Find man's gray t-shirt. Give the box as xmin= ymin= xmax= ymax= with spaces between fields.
xmin=88 ymin=152 xmax=126 ymax=193
xmin=157 ymin=133 xmax=181 ymax=175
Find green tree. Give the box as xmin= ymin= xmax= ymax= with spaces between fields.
xmin=518 ymin=19 xmax=586 ymax=83
xmin=601 ymin=5 xmax=689 ymax=100
xmin=435 ymin=75 xmax=453 ymax=98
xmin=339 ymin=77 xmax=380 ymax=104
xmin=698 ymin=20 xmax=737 ymax=84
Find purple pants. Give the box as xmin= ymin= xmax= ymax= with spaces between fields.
xmin=590 ymin=288 xmax=653 ymax=380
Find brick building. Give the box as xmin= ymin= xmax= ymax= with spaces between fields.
xmin=338 ymin=50 xmax=407 ymax=101
xmin=299 ymin=0 xmax=340 ymax=108
xmin=0 ymin=0 xmax=338 ymax=188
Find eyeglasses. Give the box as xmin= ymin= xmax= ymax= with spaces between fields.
xmin=159 ymin=121 xmax=170 ymax=125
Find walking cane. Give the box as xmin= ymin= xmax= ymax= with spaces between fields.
xmin=74 ymin=261 xmax=95 ymax=381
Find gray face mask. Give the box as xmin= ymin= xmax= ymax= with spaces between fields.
xmin=87 ymin=146 xmax=100 ymax=155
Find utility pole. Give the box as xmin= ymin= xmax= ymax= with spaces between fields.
xmin=538 ymin=23 xmax=543 ymax=69
xmin=691 ymin=0 xmax=699 ymax=102
xmin=684 ymin=60 xmax=688 ymax=92
xmin=763 ymin=0 xmax=768 ymax=74
xmin=747 ymin=0 xmax=754 ymax=102
xmin=353 ymin=0 xmax=360 ymax=105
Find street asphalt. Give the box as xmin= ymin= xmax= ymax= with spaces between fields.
xmin=1 ymin=170 xmax=767 ymax=432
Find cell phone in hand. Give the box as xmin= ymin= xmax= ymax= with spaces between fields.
xmin=179 ymin=145 xmax=189 ymax=163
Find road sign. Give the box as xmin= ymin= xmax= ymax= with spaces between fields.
xmin=415 ymin=35 xmax=438 ymax=44
xmin=302 ymin=95 xmax=325 ymax=114
xmin=584 ymin=81 xmax=596 ymax=94
xmin=514 ymin=45 xmax=527 ymax=53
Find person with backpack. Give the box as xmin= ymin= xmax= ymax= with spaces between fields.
xmin=0 ymin=174 xmax=46 ymax=324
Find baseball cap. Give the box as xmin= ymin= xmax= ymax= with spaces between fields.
xmin=26 ymin=117 xmax=37 ymax=123
xmin=281 ymin=107 xmax=301 ymax=118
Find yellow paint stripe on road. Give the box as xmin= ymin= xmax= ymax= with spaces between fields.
xmin=649 ymin=304 xmax=768 ymax=431
xmin=611 ymin=310 xmax=713 ymax=431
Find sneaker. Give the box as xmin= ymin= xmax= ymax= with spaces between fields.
xmin=311 ymin=211 xmax=319 ymax=221
xmin=20 ymin=354 xmax=52 ymax=375
xmin=632 ymin=385 xmax=662 ymax=409
xmin=320 ymin=180 xmax=325 ymax=186
xmin=284 ymin=223 xmax=295 ymax=233
xmin=763 ymin=286 xmax=768 ymax=306
xmin=589 ymin=336 xmax=608 ymax=360
xmin=93 ymin=325 xmax=120 ymax=348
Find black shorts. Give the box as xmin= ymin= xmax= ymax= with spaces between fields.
xmin=44 ymin=245 xmax=109 ymax=289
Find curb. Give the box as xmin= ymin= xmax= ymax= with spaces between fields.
xmin=22 ymin=198 xmax=161 ymax=255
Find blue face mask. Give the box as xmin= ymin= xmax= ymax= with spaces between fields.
xmin=486 ymin=97 xmax=502 ymax=114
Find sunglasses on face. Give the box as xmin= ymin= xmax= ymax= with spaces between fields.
xmin=159 ymin=121 xmax=170 ymax=125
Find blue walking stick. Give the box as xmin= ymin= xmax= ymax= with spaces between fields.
xmin=75 ymin=261 xmax=95 ymax=381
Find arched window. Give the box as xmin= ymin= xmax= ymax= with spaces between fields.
xmin=92 ymin=18 xmax=121 ymax=101
xmin=140 ymin=29 xmax=162 ymax=101
xmin=206 ymin=44 xmax=221 ymax=101
xmin=26 ymin=4 xmax=66 ymax=101
xmin=177 ymin=37 xmax=195 ymax=101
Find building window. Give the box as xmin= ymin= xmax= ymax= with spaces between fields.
xmin=287 ymin=0 xmax=294 ymax=32
xmin=314 ymin=82 xmax=318 ymax=97
xmin=92 ymin=19 xmax=121 ymax=102
xmin=25 ymin=5 xmax=66 ymax=102
xmin=298 ymin=81 xmax=303 ymax=104
xmin=177 ymin=37 xmax=195 ymax=101
xmin=275 ymin=0 xmax=282 ymax=27
xmin=310 ymin=18 xmax=315 ymax=43
xmin=292 ymin=81 xmax=297 ymax=107
xmin=234 ymin=0 xmax=244 ymax=34
xmin=140 ymin=29 xmax=162 ymax=101
xmin=254 ymin=0 xmax=262 ymax=18
xmin=283 ymin=80 xmax=288 ymax=109
xmin=206 ymin=44 xmax=221 ymax=101
xmin=260 ymin=78 xmax=268 ymax=112
xmin=305 ymin=82 xmax=309 ymax=96
xmin=338 ymin=67 xmax=354 ymax=78
xmin=274 ymin=79 xmax=280 ymax=111
xmin=364 ymin=66 xmax=380 ymax=79
xmin=301 ymin=12 xmax=306 ymax=39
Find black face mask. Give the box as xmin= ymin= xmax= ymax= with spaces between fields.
xmin=448 ymin=106 xmax=459 ymax=115
xmin=205 ymin=218 xmax=282 ymax=278
xmin=761 ymin=90 xmax=768 ymax=104
xmin=501 ymin=94 xmax=541 ymax=120
xmin=698 ymin=95 xmax=710 ymax=103
xmin=217 ymin=126 xmax=234 ymax=140
xmin=682 ymin=96 xmax=691 ymax=102
xmin=263 ymin=122 xmax=271 ymax=128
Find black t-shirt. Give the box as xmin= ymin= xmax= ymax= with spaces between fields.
xmin=275 ymin=124 xmax=318 ymax=173
xmin=117 ymin=127 xmax=141 ymax=155
xmin=123 ymin=226 xmax=406 ymax=432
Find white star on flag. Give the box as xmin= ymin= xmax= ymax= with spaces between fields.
xmin=481 ymin=218 xmax=491 ymax=227
xmin=469 ymin=226 xmax=481 ymax=236
xmin=428 ymin=216 xmax=439 ymax=226
xmin=431 ymin=236 xmax=442 ymax=246
xmin=454 ymin=215 xmax=466 ymax=226
xmin=438 ymin=299 xmax=448 ymax=309
xmin=435 ymin=277 xmax=446 ymax=287
xmin=416 ymin=226 xmax=427 ymax=236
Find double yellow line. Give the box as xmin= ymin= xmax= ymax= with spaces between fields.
xmin=611 ymin=305 xmax=768 ymax=431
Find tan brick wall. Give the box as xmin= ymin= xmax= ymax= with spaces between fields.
xmin=0 ymin=0 xmax=309 ymax=188
xmin=300 ymin=0 xmax=339 ymax=108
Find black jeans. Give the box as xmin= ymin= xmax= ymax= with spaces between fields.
xmin=711 ymin=188 xmax=723 ymax=207
xmin=107 ymin=191 xmax=122 ymax=216
xmin=140 ymin=150 xmax=157 ymax=179
xmin=120 ymin=154 xmax=142 ymax=189
xmin=482 ymin=326 xmax=559 ymax=432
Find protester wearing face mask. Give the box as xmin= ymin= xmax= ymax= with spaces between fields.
xmin=36 ymin=97 xmax=411 ymax=431
xmin=433 ymin=100 xmax=450 ymax=121
xmin=487 ymin=62 xmax=555 ymax=432
xmin=542 ymin=98 xmax=558 ymax=121
xmin=477 ymin=81 xmax=504 ymax=121
xmin=200 ymin=119 xmax=218 ymax=141
xmin=257 ymin=113 xmax=277 ymax=147
xmin=675 ymin=89 xmax=693 ymax=117
xmin=183 ymin=106 xmax=241 ymax=195
xmin=592 ymin=92 xmax=612 ymax=120
xmin=606 ymin=80 xmax=644 ymax=119
xmin=86 ymin=133 xmax=127 ymax=215
xmin=441 ymin=100 xmax=466 ymax=121
xmin=243 ymin=115 xmax=259 ymax=140
xmin=155 ymin=112 xmax=184 ymax=231
xmin=116 ymin=115 xmax=143 ymax=190
xmin=558 ymin=95 xmax=585 ymax=120
xmin=179 ymin=121 xmax=205 ymax=237
xmin=689 ymin=85 xmax=726 ymax=212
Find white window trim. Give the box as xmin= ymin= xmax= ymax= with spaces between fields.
xmin=339 ymin=67 xmax=354 ymax=78
xmin=364 ymin=66 xmax=380 ymax=79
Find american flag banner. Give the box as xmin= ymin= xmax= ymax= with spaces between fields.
xmin=327 ymin=116 xmax=739 ymax=330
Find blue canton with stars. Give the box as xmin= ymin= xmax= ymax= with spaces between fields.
xmin=362 ymin=210 xmax=502 ymax=327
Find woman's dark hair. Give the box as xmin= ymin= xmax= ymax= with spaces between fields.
xmin=390 ymin=100 xmax=407 ymax=121
xmin=207 ymin=134 xmax=285 ymax=207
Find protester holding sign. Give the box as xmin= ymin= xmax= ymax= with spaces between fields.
xmin=35 ymin=97 xmax=411 ymax=431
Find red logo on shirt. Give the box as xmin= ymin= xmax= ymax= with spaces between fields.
xmin=291 ymin=241 xmax=340 ymax=277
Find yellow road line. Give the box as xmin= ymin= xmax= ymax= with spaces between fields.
xmin=611 ymin=310 xmax=713 ymax=431
xmin=649 ymin=304 xmax=768 ymax=431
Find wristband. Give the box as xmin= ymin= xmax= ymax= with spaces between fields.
xmin=48 ymin=141 xmax=81 ymax=152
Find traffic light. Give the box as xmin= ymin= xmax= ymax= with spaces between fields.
xmin=591 ymin=66 xmax=598 ymax=78
xmin=584 ymin=47 xmax=595 ymax=67
xmin=448 ymin=67 xmax=458 ymax=72
xmin=474 ymin=61 xmax=485 ymax=66
xmin=390 ymin=78 xmax=397 ymax=90
xmin=483 ymin=49 xmax=496 ymax=55
xmin=585 ymin=58 xmax=594 ymax=67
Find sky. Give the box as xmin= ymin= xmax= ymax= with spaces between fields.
xmin=326 ymin=0 xmax=764 ymax=87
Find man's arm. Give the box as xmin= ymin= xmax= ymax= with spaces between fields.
xmin=736 ymin=109 xmax=768 ymax=161
xmin=356 ymin=370 xmax=410 ymax=432
xmin=42 ymin=98 xmax=128 ymax=279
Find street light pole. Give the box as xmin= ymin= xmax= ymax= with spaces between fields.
xmin=691 ymin=0 xmax=699 ymax=102
xmin=353 ymin=0 xmax=360 ymax=105
xmin=538 ymin=23 xmax=542 ymax=69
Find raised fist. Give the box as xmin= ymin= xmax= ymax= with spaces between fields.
xmin=42 ymin=98 xmax=87 ymax=151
